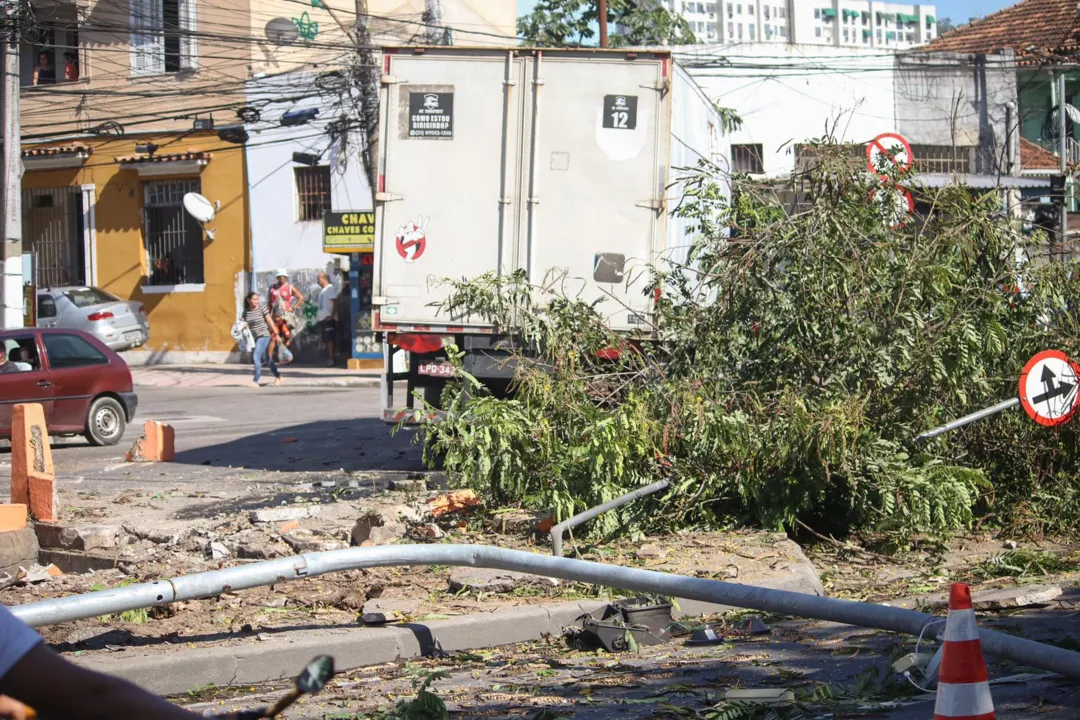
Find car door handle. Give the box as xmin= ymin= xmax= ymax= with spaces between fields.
xmin=37 ymin=380 xmax=52 ymax=388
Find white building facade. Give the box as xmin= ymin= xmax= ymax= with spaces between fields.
xmin=665 ymin=1 xmax=937 ymax=48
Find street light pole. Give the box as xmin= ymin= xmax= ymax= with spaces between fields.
xmin=0 ymin=0 xmax=22 ymax=329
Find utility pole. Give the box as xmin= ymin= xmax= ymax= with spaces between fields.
xmin=0 ymin=0 xmax=22 ymax=329
xmin=423 ymin=0 xmax=443 ymax=44
xmin=1059 ymin=70 xmax=1069 ymax=259
xmin=598 ymin=0 xmax=608 ymax=47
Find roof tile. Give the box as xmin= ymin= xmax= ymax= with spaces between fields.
xmin=116 ymin=150 xmax=211 ymax=164
xmin=926 ymin=0 xmax=1080 ymax=64
xmin=22 ymin=143 xmax=92 ymax=158
xmin=1020 ymin=137 xmax=1062 ymax=170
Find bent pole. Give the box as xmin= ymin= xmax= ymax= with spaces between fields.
xmin=914 ymin=397 xmax=1020 ymax=442
xmin=11 ymin=544 xmax=1080 ymax=679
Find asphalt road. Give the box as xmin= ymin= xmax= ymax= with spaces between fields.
xmin=0 ymin=386 xmax=425 ymax=493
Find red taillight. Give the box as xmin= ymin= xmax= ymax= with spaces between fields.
xmin=87 ymin=312 xmax=114 ymax=321
xmin=138 ymin=305 xmax=145 ymax=314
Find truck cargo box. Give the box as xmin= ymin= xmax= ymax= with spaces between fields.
xmin=373 ymin=46 xmax=725 ymax=335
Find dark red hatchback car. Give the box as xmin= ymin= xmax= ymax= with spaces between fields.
xmin=0 ymin=328 xmax=137 ymax=446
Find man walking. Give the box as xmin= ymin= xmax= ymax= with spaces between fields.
xmin=315 ymin=272 xmax=339 ymax=367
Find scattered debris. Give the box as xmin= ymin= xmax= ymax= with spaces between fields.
xmin=350 ymin=511 xmax=405 ymax=546
xmin=636 ymin=543 xmax=667 ymax=560
xmin=209 ymin=541 xmax=230 ymax=561
xmin=421 ymin=523 xmax=445 ymax=540
xmin=362 ymin=598 xmax=419 ymax=617
xmin=1003 ymin=540 xmax=1020 ymax=550
xmin=686 ymin=627 xmax=725 ymax=646
xmin=20 ymin=563 xmax=62 ymax=584
xmin=971 ymin=585 xmax=1063 ymax=611
xmin=428 ymin=490 xmax=482 ymax=518
xmin=389 ymin=478 xmax=427 ymax=493
xmin=37 ymin=524 xmax=122 ymax=551
xmin=582 ymin=597 xmax=673 ymax=652
xmin=734 ymin=616 xmax=772 ymax=635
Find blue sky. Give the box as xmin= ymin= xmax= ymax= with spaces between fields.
xmin=515 ymin=0 xmax=1018 ymax=25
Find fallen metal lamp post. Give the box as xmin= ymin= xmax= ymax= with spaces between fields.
xmin=12 ymin=544 xmax=1080 ymax=679
xmin=914 ymin=397 xmax=1021 ymax=442
xmin=551 ymin=479 xmax=670 ymax=557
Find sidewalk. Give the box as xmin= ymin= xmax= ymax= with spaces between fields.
xmin=131 ymin=364 xmax=380 ymax=389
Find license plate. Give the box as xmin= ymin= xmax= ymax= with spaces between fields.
xmin=124 ymin=331 xmax=143 ymax=343
xmin=417 ymin=362 xmax=456 ymax=378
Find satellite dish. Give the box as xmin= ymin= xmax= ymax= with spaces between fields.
xmin=265 ymin=18 xmax=299 ymax=45
xmin=183 ymin=193 xmax=215 ymax=223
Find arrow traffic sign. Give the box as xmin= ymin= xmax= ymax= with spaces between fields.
xmin=1019 ymin=349 xmax=1080 ymax=427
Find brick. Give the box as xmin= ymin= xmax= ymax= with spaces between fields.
xmin=0 ymin=504 xmax=27 ymax=532
xmin=11 ymin=403 xmax=53 ymax=507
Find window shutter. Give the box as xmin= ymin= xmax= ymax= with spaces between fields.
xmin=179 ymin=0 xmax=197 ymax=71
xmin=131 ymin=0 xmax=165 ymax=73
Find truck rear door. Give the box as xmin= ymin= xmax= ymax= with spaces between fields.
xmin=523 ymin=54 xmax=664 ymax=332
xmin=375 ymin=50 xmax=524 ymax=328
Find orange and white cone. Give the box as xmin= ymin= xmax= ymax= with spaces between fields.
xmin=933 ymin=583 xmax=995 ymax=720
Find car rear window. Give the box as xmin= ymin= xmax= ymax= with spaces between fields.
xmin=62 ymin=287 xmax=120 ymax=308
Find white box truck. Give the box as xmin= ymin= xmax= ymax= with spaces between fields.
xmin=372 ymin=46 xmax=725 ymax=422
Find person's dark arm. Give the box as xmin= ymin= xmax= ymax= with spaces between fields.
xmin=0 ymin=644 xmax=201 ymax=719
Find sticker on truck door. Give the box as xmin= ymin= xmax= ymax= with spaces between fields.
xmin=603 ymin=95 xmax=638 ymax=130
xmin=408 ymin=92 xmax=454 ymax=138
xmin=395 ymin=216 xmax=429 ymax=263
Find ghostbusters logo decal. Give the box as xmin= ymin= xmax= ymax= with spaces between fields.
xmin=395 ymin=215 xmax=429 ymax=263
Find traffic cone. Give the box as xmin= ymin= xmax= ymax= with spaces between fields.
xmin=933 ymin=583 xmax=995 ymax=720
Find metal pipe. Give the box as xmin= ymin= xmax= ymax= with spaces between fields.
xmin=551 ymin=479 xmax=670 ymax=557
xmin=914 ymin=397 xmax=1019 ymax=442
xmin=12 ymin=544 xmax=1080 ymax=679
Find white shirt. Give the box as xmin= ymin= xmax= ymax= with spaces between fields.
xmin=0 ymin=604 xmax=42 ymax=681
xmin=316 ymin=284 xmax=339 ymax=322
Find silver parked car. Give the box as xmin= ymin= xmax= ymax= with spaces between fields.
xmin=36 ymin=287 xmax=151 ymax=351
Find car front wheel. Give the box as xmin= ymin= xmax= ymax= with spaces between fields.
xmin=85 ymin=396 xmax=127 ymax=446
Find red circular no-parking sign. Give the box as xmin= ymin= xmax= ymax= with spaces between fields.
xmin=866 ymin=132 xmax=914 ymax=177
xmin=1019 ymin=349 xmax=1080 ymax=427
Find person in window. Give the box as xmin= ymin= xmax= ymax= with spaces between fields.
xmin=241 ymin=292 xmax=282 ymax=388
xmin=32 ymin=52 xmax=55 ymax=86
xmin=267 ymin=269 xmax=302 ymax=365
xmin=63 ymin=52 xmax=79 ymax=82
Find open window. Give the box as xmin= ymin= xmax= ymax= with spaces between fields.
xmin=21 ymin=18 xmax=81 ymax=86
xmin=131 ymin=0 xmax=197 ymax=75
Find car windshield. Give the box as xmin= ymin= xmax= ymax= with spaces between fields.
xmin=62 ymin=287 xmax=120 ymax=308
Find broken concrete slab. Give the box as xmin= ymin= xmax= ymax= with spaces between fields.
xmin=37 ymin=549 xmax=118 ymax=574
xmin=0 ymin=527 xmax=39 ymax=576
xmin=248 ymin=507 xmax=316 ymax=524
xmin=210 ymin=541 xmax=229 ymax=560
xmin=362 ymin=598 xmax=420 ymax=616
xmin=448 ymin=567 xmax=559 ymax=594
xmin=350 ymin=512 xmax=406 ymax=546
xmin=923 ymin=585 xmax=1065 ymax=612
xmin=636 ymin=543 xmax=667 ymax=560
xmin=35 ymin=524 xmax=122 ymax=551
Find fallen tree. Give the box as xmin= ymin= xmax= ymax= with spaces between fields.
xmin=419 ymin=144 xmax=1080 ymax=543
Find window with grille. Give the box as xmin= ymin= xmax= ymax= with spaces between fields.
xmin=731 ymin=144 xmax=764 ymax=174
xmin=295 ymin=166 xmax=332 ymax=222
xmin=22 ymin=187 xmax=86 ymax=287
xmin=143 ymin=179 xmax=204 ymax=286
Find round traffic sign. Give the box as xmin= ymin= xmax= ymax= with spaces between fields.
xmin=866 ymin=133 xmax=914 ymax=176
xmin=1019 ymin=350 xmax=1080 ymax=427
xmin=869 ymin=185 xmax=914 ymax=229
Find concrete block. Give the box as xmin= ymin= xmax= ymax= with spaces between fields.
xmin=124 ymin=420 xmax=175 ymax=463
xmin=0 ymin=504 xmax=27 ymax=532
xmin=0 ymin=527 xmax=39 ymax=576
xmin=36 ymin=524 xmax=121 ymax=551
xmin=11 ymin=404 xmax=54 ymax=522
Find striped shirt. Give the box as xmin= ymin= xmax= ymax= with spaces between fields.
xmin=243 ymin=302 xmax=272 ymax=338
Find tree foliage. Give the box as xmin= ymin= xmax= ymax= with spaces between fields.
xmin=518 ymin=0 xmax=696 ymax=48
xmin=420 ymin=143 xmax=1080 ymax=543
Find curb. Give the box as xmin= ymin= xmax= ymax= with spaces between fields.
xmin=70 ymin=600 xmax=608 ymax=696
xmin=131 ymin=375 xmax=381 ymax=390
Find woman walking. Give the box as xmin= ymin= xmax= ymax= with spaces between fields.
xmin=242 ymin=292 xmax=282 ymax=388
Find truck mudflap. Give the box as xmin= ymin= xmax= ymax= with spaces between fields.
xmin=382 ymin=408 xmax=446 ymax=425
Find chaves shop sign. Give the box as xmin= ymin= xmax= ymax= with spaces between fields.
xmin=323 ymin=211 xmax=375 ymax=253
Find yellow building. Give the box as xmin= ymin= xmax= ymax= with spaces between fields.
xmin=21 ymin=136 xmax=250 ymax=361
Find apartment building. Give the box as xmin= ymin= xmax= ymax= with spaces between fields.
xmin=665 ymin=0 xmax=937 ymax=48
